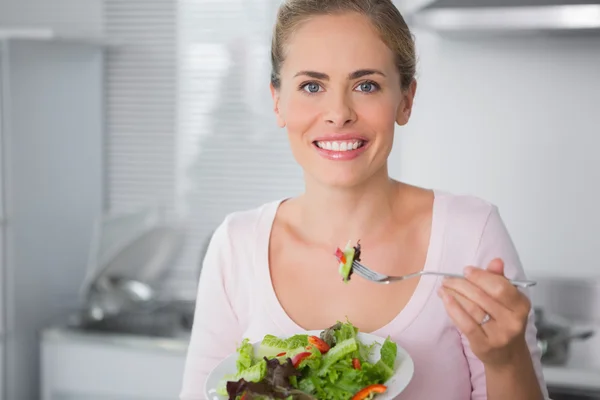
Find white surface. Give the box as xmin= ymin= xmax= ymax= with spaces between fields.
xmin=205 ymin=331 xmax=414 ymax=400
xmin=41 ymin=329 xmax=186 ymax=400
xmin=42 ymin=327 xmax=189 ymax=354
xmin=390 ymin=30 xmax=600 ymax=279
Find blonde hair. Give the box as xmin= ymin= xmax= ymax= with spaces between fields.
xmin=270 ymin=0 xmax=416 ymax=90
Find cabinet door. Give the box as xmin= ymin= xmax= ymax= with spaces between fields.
xmin=42 ymin=338 xmax=186 ymax=400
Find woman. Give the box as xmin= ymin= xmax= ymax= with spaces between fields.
xmin=180 ymin=0 xmax=548 ymax=399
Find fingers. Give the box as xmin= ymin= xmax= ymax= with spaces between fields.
xmin=444 ymin=287 xmax=489 ymax=327
xmin=438 ymin=287 xmax=487 ymax=341
xmin=442 ymin=276 xmax=510 ymax=319
xmin=463 ymin=266 xmax=523 ymax=311
xmin=486 ymin=257 xmax=505 ymax=275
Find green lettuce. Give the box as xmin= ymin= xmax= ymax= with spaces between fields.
xmin=256 ymin=334 xmax=309 ymax=359
xmin=236 ymin=338 xmax=254 ymax=373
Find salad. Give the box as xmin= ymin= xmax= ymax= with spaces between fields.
xmin=218 ymin=321 xmax=397 ymax=400
xmin=335 ymin=241 xmax=361 ymax=283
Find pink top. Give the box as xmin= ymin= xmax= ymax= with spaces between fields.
xmin=180 ymin=192 xmax=549 ymax=400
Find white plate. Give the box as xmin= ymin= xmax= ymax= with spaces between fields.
xmin=205 ymin=330 xmax=414 ymax=400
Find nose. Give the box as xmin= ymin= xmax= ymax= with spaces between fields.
xmin=324 ymin=92 xmax=356 ymax=128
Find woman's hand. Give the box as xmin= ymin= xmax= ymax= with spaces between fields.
xmin=438 ymin=258 xmax=532 ymax=367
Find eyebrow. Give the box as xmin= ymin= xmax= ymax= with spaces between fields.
xmin=293 ymin=69 xmax=386 ymax=80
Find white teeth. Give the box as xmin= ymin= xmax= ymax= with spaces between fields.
xmin=315 ymin=140 xmax=364 ymax=152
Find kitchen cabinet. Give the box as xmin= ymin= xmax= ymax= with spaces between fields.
xmin=41 ymin=328 xmax=188 ymax=400
xmin=0 ymin=37 xmax=104 ymax=400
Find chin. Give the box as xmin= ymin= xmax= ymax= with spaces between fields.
xmin=307 ymin=166 xmax=374 ymax=189
xmin=291 ymin=142 xmax=391 ymax=189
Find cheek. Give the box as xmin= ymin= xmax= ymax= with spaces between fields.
xmin=282 ymin=95 xmax=321 ymax=136
xmin=355 ymin=95 xmax=398 ymax=136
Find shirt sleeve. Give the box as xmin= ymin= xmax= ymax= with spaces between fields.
xmin=180 ymin=217 xmax=243 ymax=400
xmin=463 ymin=205 xmax=549 ymax=400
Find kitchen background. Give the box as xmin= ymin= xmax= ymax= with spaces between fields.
xmin=0 ymin=0 xmax=599 ymax=399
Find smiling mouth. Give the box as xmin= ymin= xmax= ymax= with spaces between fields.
xmin=312 ymin=140 xmax=366 ymax=151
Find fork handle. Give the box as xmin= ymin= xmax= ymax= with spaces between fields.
xmin=428 ymin=272 xmax=537 ymax=288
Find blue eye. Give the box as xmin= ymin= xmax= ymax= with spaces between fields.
xmin=356 ymin=81 xmax=379 ymax=93
xmin=302 ymin=82 xmax=322 ymax=93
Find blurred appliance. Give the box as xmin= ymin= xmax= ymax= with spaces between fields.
xmin=73 ymin=207 xmax=187 ymax=335
xmin=0 ymin=37 xmax=104 ymax=400
xmin=531 ymin=277 xmax=600 ymax=398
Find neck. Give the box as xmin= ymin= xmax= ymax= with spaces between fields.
xmin=297 ymin=164 xmax=398 ymax=247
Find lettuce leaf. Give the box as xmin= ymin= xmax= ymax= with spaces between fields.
xmin=257 ymin=334 xmax=309 ymax=359
xmin=334 ymin=323 xmax=358 ymax=343
xmin=379 ymin=337 xmax=397 ymax=370
xmin=226 ymin=358 xmax=306 ymax=400
xmin=319 ymin=322 xmax=341 ymax=347
xmin=236 ymin=338 xmax=254 ymax=373
xmin=319 ymin=338 xmax=358 ymax=375
xmin=217 ymin=359 xmax=267 ymax=395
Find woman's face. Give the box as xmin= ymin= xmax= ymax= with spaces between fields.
xmin=271 ymin=12 xmax=416 ymax=189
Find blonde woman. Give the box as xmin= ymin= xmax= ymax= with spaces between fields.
xmin=180 ymin=0 xmax=548 ymax=399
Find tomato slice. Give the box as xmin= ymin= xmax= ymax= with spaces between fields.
xmin=335 ymin=248 xmax=346 ymax=264
xmin=291 ymin=352 xmax=312 ymax=368
xmin=351 ymin=384 xmax=387 ymax=400
xmin=308 ymin=335 xmax=330 ymax=354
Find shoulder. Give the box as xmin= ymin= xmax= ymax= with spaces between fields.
xmin=201 ymin=199 xmax=281 ymax=286
xmin=433 ymin=190 xmax=513 ymax=270
xmin=435 ymin=190 xmax=500 ymax=231
xmin=212 ymin=199 xmax=282 ymax=243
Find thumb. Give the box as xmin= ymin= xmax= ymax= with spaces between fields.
xmin=487 ymin=258 xmax=505 ymax=276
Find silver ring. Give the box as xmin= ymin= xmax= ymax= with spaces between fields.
xmin=480 ymin=313 xmax=491 ymax=325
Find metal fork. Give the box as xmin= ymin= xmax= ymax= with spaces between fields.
xmin=351 ymin=260 xmax=537 ymax=288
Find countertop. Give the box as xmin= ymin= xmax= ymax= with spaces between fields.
xmin=42 ymin=323 xmax=600 ymax=391
xmin=42 ymin=325 xmax=191 ymax=354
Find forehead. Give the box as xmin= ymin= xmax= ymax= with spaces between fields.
xmin=282 ymin=12 xmax=397 ymax=77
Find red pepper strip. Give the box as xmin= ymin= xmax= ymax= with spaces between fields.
xmin=276 ymin=352 xmax=286 ymax=357
xmin=351 ymin=384 xmax=387 ymax=400
xmin=352 ymin=358 xmax=361 ymax=370
xmin=291 ymin=352 xmax=312 ymax=368
xmin=308 ymin=335 xmax=330 ymax=354
xmin=335 ymin=248 xmax=346 ymax=264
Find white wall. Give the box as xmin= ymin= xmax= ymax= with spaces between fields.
xmin=0 ymin=0 xmax=103 ymax=37
xmin=390 ymin=30 xmax=600 ymax=279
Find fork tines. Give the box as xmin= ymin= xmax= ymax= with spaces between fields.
xmin=352 ymin=260 xmax=386 ymax=282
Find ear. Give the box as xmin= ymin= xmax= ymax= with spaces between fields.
xmin=270 ymin=83 xmax=286 ymax=128
xmin=395 ymin=79 xmax=417 ymax=126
